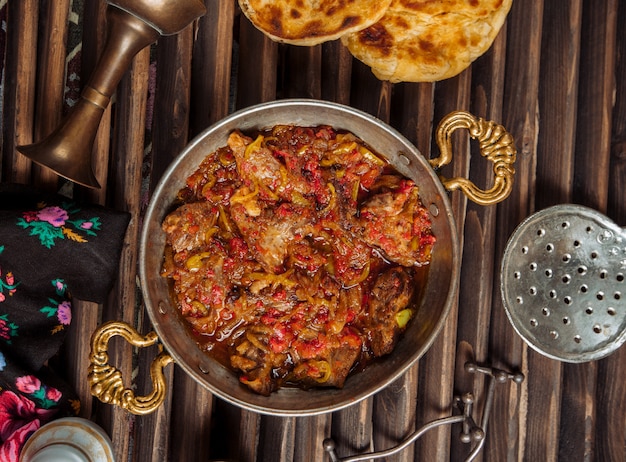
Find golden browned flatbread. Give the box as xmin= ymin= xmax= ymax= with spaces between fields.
xmin=238 ymin=0 xmax=393 ymax=46
xmin=341 ymin=0 xmax=513 ymax=82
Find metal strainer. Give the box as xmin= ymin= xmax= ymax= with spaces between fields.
xmin=501 ymin=204 xmax=626 ymax=362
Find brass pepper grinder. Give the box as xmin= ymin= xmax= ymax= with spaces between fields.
xmin=17 ymin=0 xmax=207 ymax=189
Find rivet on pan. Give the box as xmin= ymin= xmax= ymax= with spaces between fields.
xmin=158 ymin=301 xmax=167 ymax=315
xmin=198 ymin=362 xmax=210 ymax=374
xmin=429 ymin=203 xmax=440 ymax=217
xmin=398 ymin=153 xmax=411 ymax=165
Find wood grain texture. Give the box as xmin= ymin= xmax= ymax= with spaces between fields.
xmin=371 ymin=368 xmax=419 ymax=462
xmin=62 ymin=300 xmax=99 ymax=420
xmin=414 ymin=70 xmax=472 ymax=462
xmin=293 ymin=415 xmax=331 ymax=462
xmin=235 ymin=16 xmax=277 ymax=108
xmin=489 ymin=1 xmax=544 ymax=461
xmin=280 ymin=45 xmax=322 ymax=99
xmin=321 ymin=41 xmax=352 ymax=104
xmin=535 ymin=0 xmax=581 ymax=209
xmin=1 ymin=0 xmax=39 ymax=183
xmin=2 ymin=0 xmax=625 ymax=460
xmin=331 ymin=400 xmax=374 ymax=459
xmin=189 ymin=0 xmax=235 ymax=136
xmin=258 ymin=415 xmax=296 ymax=462
xmin=572 ymin=0 xmax=617 ymax=211
xmin=451 ymin=25 xmax=509 ymax=462
xmin=585 ymin=2 xmax=625 ymax=461
xmin=78 ymin=0 xmax=110 ymax=205
xmin=31 ymin=0 xmax=70 ymax=189
xmin=149 ymin=27 xmax=194 ymax=190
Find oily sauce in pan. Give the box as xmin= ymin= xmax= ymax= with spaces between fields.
xmin=161 ymin=125 xmax=435 ymax=395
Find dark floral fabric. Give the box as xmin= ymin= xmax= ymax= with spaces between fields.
xmin=0 ymin=183 xmax=129 ymax=460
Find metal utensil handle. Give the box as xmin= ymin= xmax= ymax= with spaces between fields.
xmin=430 ymin=111 xmax=517 ymax=206
xmin=88 ymin=320 xmax=173 ymax=415
xmin=324 ymin=361 xmax=524 ymax=462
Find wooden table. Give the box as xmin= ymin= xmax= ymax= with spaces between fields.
xmin=2 ymin=1 xmax=625 ymax=460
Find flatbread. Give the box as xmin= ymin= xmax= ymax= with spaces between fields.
xmin=341 ymin=0 xmax=513 ymax=82
xmin=238 ymin=0 xmax=393 ymax=46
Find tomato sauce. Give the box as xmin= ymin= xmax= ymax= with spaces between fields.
xmin=162 ymin=125 xmax=435 ymax=395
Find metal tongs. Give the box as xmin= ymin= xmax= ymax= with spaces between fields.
xmin=323 ymin=360 xmax=524 ymax=462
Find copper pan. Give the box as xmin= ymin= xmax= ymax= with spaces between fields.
xmin=88 ymin=99 xmax=516 ymax=416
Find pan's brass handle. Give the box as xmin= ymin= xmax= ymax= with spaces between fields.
xmin=88 ymin=321 xmax=173 ymax=415
xmin=430 ymin=111 xmax=517 ymax=206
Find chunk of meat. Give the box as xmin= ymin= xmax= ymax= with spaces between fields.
xmin=359 ymin=266 xmax=415 ymax=356
xmin=162 ymin=202 xmax=218 ymax=253
xmin=228 ymin=131 xmax=286 ymax=197
xmin=168 ymin=247 xmax=242 ymax=339
xmin=229 ymin=198 xmax=313 ymax=274
xmin=315 ymin=221 xmax=372 ymax=287
xmin=286 ymin=239 xmax=328 ymax=274
xmin=358 ymin=180 xmax=435 ymax=266
xmin=289 ymin=328 xmax=362 ymax=388
xmin=230 ymin=334 xmax=280 ymax=396
xmin=228 ymin=131 xmax=320 ymax=203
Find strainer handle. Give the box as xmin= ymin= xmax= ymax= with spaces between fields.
xmin=430 ymin=111 xmax=517 ymax=206
xmin=88 ymin=320 xmax=173 ymax=415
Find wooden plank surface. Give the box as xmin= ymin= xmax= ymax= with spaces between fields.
xmin=1 ymin=0 xmax=39 ymax=195
xmin=1 ymin=1 xmax=625 ymax=461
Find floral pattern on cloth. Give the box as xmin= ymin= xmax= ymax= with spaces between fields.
xmin=39 ymin=279 xmax=72 ymax=335
xmin=0 ymin=315 xmax=19 ymax=346
xmin=0 ymin=249 xmax=20 ymax=346
xmin=0 ymin=247 xmax=19 ymax=303
xmin=0 ymin=351 xmax=81 ymax=461
xmin=17 ymin=202 xmax=102 ymax=249
xmin=0 ymin=183 xmax=130 ymax=460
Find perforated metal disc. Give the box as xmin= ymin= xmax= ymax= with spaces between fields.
xmin=500 ymin=204 xmax=626 ymax=362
